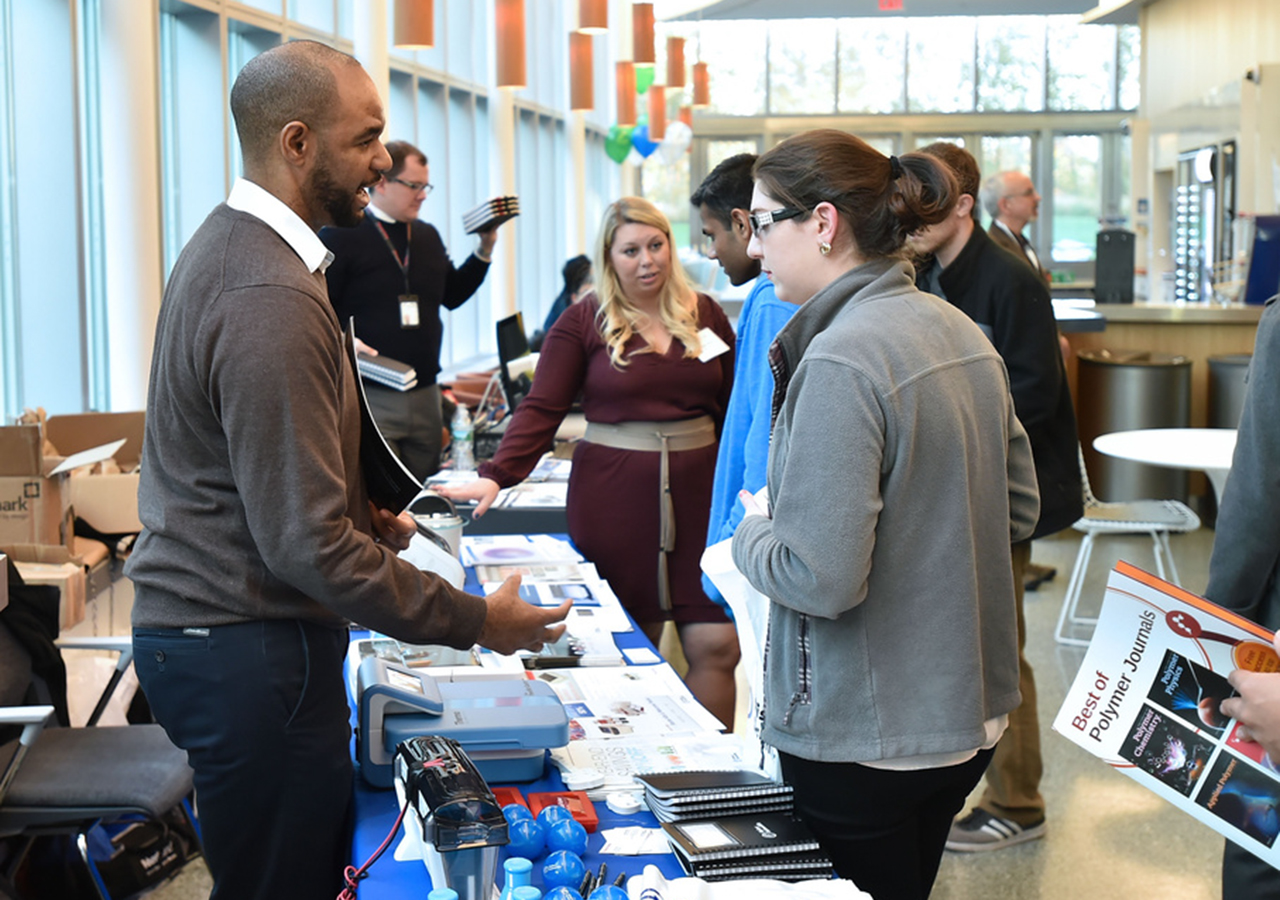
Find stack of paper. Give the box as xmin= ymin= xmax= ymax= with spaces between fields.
xmin=357 ymin=351 xmax=418 ymax=391
xmin=463 ymin=195 xmax=520 ymax=234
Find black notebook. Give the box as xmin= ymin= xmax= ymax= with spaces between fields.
xmin=662 ymin=812 xmax=822 ymax=864
xmin=357 ymin=351 xmax=418 ymax=391
xmin=677 ymin=849 xmax=834 ymax=882
xmin=637 ymin=770 xmax=785 ymax=800
xmin=649 ymin=796 xmax=795 ymax=824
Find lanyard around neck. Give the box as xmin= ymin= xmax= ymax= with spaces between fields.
xmin=372 ymin=218 xmax=412 ymax=293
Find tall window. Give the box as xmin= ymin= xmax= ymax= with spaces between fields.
xmin=0 ymin=0 xmax=94 ymax=418
xmin=837 ymin=20 xmax=906 ymax=114
xmin=977 ymin=17 xmax=1045 ymax=112
xmin=1052 ymin=135 xmax=1103 ymax=262
xmin=907 ymin=18 xmax=976 ymax=113
xmin=769 ymin=19 xmax=836 ymax=115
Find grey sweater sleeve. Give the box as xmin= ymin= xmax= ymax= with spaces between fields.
xmin=198 ymin=282 xmax=487 ymax=645
xmin=1205 ymin=298 xmax=1280 ymax=626
xmin=731 ymin=357 xmax=883 ymax=619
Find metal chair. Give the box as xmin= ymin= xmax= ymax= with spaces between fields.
xmin=1054 ymin=446 xmax=1201 ymax=646
xmin=0 ymin=620 xmax=198 ymax=899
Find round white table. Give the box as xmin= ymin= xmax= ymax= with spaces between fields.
xmin=1092 ymin=428 xmax=1237 ymax=499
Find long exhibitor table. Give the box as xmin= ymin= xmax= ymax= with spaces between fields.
xmin=348 ymin=556 xmax=691 ymax=897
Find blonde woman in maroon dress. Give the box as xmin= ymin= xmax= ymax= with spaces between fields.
xmin=442 ymin=197 xmax=740 ymax=727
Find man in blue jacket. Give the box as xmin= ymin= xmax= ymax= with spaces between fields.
xmin=910 ymin=142 xmax=1083 ymax=853
xmin=693 ymin=154 xmax=799 ymax=605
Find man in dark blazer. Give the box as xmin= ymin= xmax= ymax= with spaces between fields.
xmin=911 ymin=142 xmax=1083 ymax=854
xmin=982 ymin=170 xmax=1051 ymax=284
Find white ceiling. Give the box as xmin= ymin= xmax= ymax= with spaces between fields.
xmin=656 ymin=0 xmax=1119 ymax=21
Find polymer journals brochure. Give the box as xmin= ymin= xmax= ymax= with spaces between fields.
xmin=1052 ymin=561 xmax=1280 ymax=866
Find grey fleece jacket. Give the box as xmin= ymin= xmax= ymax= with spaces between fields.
xmin=126 ymin=205 xmax=487 ymax=646
xmin=732 ymin=258 xmax=1040 ymax=763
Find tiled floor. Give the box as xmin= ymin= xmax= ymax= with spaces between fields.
xmin=86 ymin=525 xmax=1227 ymax=899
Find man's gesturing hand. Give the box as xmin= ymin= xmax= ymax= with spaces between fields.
xmin=476 ymin=575 xmax=571 ymax=655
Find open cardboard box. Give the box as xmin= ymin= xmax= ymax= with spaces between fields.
xmin=46 ymin=411 xmax=145 ymax=535
xmin=3 ymin=539 xmax=110 ymax=631
xmin=0 ymin=423 xmax=75 ymax=549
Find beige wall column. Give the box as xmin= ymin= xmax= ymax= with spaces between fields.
xmin=491 ymin=87 xmax=519 ymax=319
xmin=352 ymin=0 xmax=391 ymax=126
xmin=100 ymin=0 xmax=163 ymax=410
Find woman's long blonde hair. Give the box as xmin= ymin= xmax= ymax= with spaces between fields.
xmin=592 ymin=197 xmax=701 ymax=368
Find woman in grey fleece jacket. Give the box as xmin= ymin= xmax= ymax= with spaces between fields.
xmin=730 ymin=130 xmax=1040 ymax=899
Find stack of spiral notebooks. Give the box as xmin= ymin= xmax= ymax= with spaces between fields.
xmin=463 ymin=196 xmax=520 ymax=234
xmin=637 ymin=771 xmax=833 ymax=882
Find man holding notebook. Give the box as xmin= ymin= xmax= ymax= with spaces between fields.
xmin=322 ymin=139 xmax=503 ymax=478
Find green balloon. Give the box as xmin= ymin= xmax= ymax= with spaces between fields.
xmin=605 ymin=124 xmax=634 ymax=163
xmin=635 ymin=64 xmax=655 ymax=95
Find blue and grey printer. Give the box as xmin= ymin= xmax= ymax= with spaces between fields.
xmin=357 ymin=656 xmax=570 ymax=788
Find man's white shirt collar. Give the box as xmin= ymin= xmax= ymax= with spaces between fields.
xmin=366 ymin=198 xmax=398 ymax=224
xmin=226 ymin=177 xmax=334 ymax=274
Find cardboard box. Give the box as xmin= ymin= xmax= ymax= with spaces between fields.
xmin=46 ymin=412 xmax=145 ymax=535
xmin=8 ymin=543 xmax=89 ymax=630
xmin=0 ymin=424 xmax=73 ymax=549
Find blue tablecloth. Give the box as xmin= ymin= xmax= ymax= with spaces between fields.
xmin=349 ymin=541 xmax=687 ymax=896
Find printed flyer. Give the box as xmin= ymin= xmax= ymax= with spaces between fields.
xmin=1052 ymin=561 xmax=1280 ymax=863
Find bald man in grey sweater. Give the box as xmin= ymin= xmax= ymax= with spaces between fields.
xmin=126 ymin=41 xmax=566 ymax=900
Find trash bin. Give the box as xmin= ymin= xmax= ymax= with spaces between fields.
xmin=1208 ymin=353 xmax=1252 ymax=429
xmin=1077 ymin=349 xmax=1192 ymax=502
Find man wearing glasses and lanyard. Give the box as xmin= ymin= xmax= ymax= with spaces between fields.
xmin=322 ymin=139 xmax=500 ymax=478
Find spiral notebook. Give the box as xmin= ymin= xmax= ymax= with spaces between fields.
xmin=679 ymin=850 xmax=834 ymax=882
xmin=662 ymin=812 xmax=822 ymax=864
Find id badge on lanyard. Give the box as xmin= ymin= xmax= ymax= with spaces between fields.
xmin=399 ymin=295 xmax=420 ymax=328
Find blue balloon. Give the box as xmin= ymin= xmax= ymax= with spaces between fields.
xmin=506 ymin=817 xmax=545 ymax=859
xmin=503 ymin=803 xmax=533 ymax=823
xmin=631 ymin=124 xmax=659 ymax=158
xmin=544 ymin=887 xmax=582 ymax=900
xmin=545 ymin=817 xmax=589 ymax=857
xmin=536 ymin=805 xmax=574 ymax=830
xmin=542 ymin=850 xmax=587 ymax=890
xmin=588 ymin=886 xmax=629 ymax=900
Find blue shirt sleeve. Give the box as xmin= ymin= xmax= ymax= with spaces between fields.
xmin=702 ymin=276 xmax=798 ymax=607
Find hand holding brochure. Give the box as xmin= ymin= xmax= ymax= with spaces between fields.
xmin=1052 ymin=561 xmax=1280 ymax=865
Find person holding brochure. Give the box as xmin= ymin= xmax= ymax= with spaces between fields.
xmin=125 ymin=42 xmax=568 ymax=900
xmin=439 ymin=198 xmax=741 ymax=729
xmin=730 ymin=130 xmax=1040 ymax=900
xmin=1205 ymin=292 xmax=1280 ymax=898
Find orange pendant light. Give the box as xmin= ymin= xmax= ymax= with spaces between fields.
xmin=616 ymin=62 xmax=637 ymax=126
xmin=632 ymin=3 xmax=655 ymax=64
xmin=578 ymin=0 xmax=608 ymax=33
xmin=666 ymin=37 xmax=686 ymax=88
xmin=678 ymin=105 xmax=693 ymax=128
xmin=648 ymin=85 xmax=666 ymax=141
xmin=495 ymin=0 xmax=526 ymax=88
xmin=692 ymin=60 xmax=710 ymax=108
xmin=394 ymin=0 xmax=434 ymax=50
xmin=569 ymin=31 xmax=594 ymax=111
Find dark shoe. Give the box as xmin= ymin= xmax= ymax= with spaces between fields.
xmin=945 ymin=808 xmax=1046 ymax=852
xmin=1024 ymin=562 xmax=1057 ymax=592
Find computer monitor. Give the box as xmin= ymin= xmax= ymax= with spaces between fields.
xmin=1243 ymin=215 xmax=1280 ymax=306
xmin=496 ymin=313 xmax=532 ymax=411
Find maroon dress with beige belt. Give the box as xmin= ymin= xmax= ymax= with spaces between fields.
xmin=478 ymin=293 xmax=735 ymax=625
